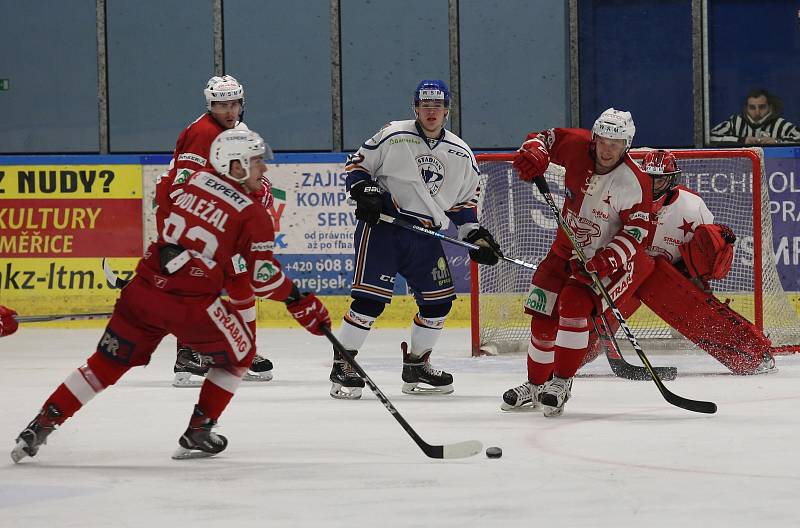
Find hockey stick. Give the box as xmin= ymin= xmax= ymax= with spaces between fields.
xmin=378 ymin=214 xmax=537 ymax=270
xmin=103 ymin=258 xmax=129 ymax=289
xmin=320 ymin=326 xmax=483 ymax=459
xmin=533 ymin=166 xmax=716 ymax=414
xmin=13 ymin=312 xmax=113 ymax=323
xmin=591 ymin=314 xmax=678 ymax=381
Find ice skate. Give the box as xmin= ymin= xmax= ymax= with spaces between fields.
xmin=401 ymin=342 xmax=454 ymax=395
xmin=243 ymin=354 xmax=273 ymax=382
xmin=540 ymin=376 xmax=573 ymax=417
xmin=172 ymin=406 xmax=228 ymax=460
xmin=752 ymin=353 xmax=777 ymax=375
xmin=329 ymin=350 xmax=364 ymax=400
xmin=172 ymin=346 xmax=210 ymax=388
xmin=11 ymin=404 xmax=62 ymax=463
xmin=501 ymin=381 xmax=542 ymax=412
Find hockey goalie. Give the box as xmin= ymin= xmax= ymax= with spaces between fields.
xmin=584 ymin=149 xmax=776 ymax=375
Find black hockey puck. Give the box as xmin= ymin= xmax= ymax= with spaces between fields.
xmin=485 ymin=446 xmax=502 ymax=459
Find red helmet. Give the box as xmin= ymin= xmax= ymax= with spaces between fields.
xmin=641 ymin=149 xmax=680 ymax=200
xmin=642 ymin=149 xmax=680 ymax=175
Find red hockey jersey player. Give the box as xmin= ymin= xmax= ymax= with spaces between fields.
xmin=11 ymin=130 xmax=331 ymax=463
xmin=502 ymin=108 xmax=655 ymax=416
xmin=156 ymin=75 xmax=275 ymax=386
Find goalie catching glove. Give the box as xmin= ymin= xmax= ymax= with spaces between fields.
xmin=286 ymin=292 xmax=331 ymax=336
xmin=464 ymin=226 xmax=503 ymax=265
xmin=0 ymin=306 xmax=19 ymax=337
xmin=512 ymin=138 xmax=549 ymax=182
xmin=570 ymin=248 xmax=621 ymax=285
xmin=349 ymin=180 xmax=383 ymax=225
xmin=679 ymin=223 xmax=736 ymax=281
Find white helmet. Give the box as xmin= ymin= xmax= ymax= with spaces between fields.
xmin=204 ymin=75 xmax=244 ymax=111
xmin=592 ymin=108 xmax=635 ymax=147
xmin=209 ymin=129 xmax=272 ymax=183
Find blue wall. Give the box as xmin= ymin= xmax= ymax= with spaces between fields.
xmin=459 ymin=0 xmax=569 ymax=148
xmin=708 ymin=0 xmax=800 ymax=129
xmin=1 ymin=1 xmax=798 ymax=153
xmin=579 ymin=0 xmax=694 ymax=147
xmin=340 ymin=0 xmax=451 ymax=150
xmin=106 ymin=0 xmax=215 ymax=152
xmin=0 ymin=1 xmax=98 ymax=153
xmin=225 ymin=0 xmax=332 ymax=151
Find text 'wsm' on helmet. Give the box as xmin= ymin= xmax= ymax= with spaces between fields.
xmin=204 ymin=75 xmax=245 ymax=111
xmin=209 ymin=129 xmax=274 ymax=184
xmin=413 ymin=80 xmax=450 ymax=108
xmin=641 ymin=149 xmax=681 ymax=200
xmin=592 ymin=108 xmax=635 ymax=148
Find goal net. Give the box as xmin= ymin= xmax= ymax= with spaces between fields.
xmin=471 ymin=148 xmax=800 ymax=355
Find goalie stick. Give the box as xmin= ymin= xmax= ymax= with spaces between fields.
xmin=378 ymin=214 xmax=537 ymax=270
xmin=321 ymin=326 xmax=483 ymax=459
xmin=533 ymin=164 xmax=716 ymax=414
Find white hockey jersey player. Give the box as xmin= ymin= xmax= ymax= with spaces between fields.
xmin=345 ymin=119 xmax=480 ymax=232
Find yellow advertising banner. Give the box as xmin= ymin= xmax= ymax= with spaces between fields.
xmin=0 ymin=165 xmax=141 ymax=198
xmin=0 ymin=257 xmax=139 ymax=316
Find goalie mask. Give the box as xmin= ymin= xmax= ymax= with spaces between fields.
xmin=591 ymin=108 xmax=635 ymax=148
xmin=204 ymin=75 xmax=245 ymax=111
xmin=209 ymin=129 xmax=273 ymax=184
xmin=642 ymin=149 xmax=681 ymax=200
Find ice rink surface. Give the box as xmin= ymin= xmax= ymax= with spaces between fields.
xmin=1 ymin=327 xmax=799 ymax=527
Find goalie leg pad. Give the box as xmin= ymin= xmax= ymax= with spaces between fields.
xmin=637 ymin=258 xmax=772 ymax=374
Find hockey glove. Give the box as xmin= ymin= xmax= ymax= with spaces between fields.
xmin=679 ymin=223 xmax=736 ymax=281
xmin=465 ymin=227 xmax=503 ymax=266
xmin=350 ymin=180 xmax=383 ymax=225
xmin=0 ymin=306 xmax=19 ymax=337
xmin=512 ymin=138 xmax=550 ymax=182
xmin=570 ymin=248 xmax=621 ymax=285
xmin=286 ymin=293 xmax=331 ymax=336
xmin=251 ymin=176 xmax=274 ymax=211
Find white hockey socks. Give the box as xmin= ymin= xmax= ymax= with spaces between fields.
xmin=409 ymin=314 xmax=446 ymax=359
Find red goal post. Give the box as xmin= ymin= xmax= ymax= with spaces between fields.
xmin=470 ymin=148 xmax=800 ymax=356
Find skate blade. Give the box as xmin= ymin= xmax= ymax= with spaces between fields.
xmin=172 ymin=373 xmax=204 ymax=388
xmin=500 ymin=401 xmax=541 ymax=412
xmin=401 ymin=382 xmax=454 ymax=395
xmin=542 ymin=404 xmax=566 ymax=417
xmin=243 ymin=371 xmax=273 ymax=382
xmin=329 ymin=383 xmax=362 ymax=400
xmin=171 ymin=446 xmax=218 ymax=460
xmin=10 ymin=441 xmax=30 ymax=464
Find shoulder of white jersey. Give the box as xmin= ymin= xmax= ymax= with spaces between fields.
xmin=234 ymin=121 xmax=249 ymax=131
xmin=441 ymin=130 xmax=479 ymax=171
xmin=674 ymin=186 xmax=712 ymax=215
xmin=673 ymin=184 xmax=702 ymax=199
xmin=618 ymin=155 xmax=652 ymax=189
xmin=362 ymin=119 xmax=421 ymax=149
xmin=186 ymin=171 xmax=255 ymax=212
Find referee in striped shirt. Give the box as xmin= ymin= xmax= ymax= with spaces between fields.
xmin=710 ymin=88 xmax=800 ymax=146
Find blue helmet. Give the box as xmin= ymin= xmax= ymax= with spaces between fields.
xmin=414 ymin=80 xmax=450 ymax=107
